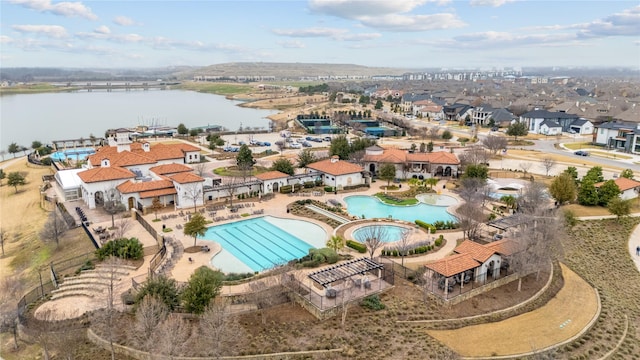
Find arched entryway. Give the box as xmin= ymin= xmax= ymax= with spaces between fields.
xmin=94 ymin=191 xmax=104 ymax=206
xmin=272 ymin=182 xmax=279 ymax=192
xmin=369 ymin=164 xmax=376 ymax=173
xmin=444 ymin=166 xmax=452 ymax=176
xmin=128 ymin=197 xmax=135 ymax=210
xmin=435 ymin=166 xmax=444 ymax=176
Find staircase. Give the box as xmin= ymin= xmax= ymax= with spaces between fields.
xmin=50 ymin=264 xmax=137 ymax=301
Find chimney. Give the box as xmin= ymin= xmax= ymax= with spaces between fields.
xmin=143 ymin=142 xmax=150 ymax=152
xmin=330 ymin=155 xmax=339 ymax=163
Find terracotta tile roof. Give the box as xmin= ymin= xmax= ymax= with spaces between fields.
xmin=255 ymin=170 xmax=290 ymax=181
xmin=149 ymin=163 xmax=193 ymax=175
xmin=88 ymin=142 xmax=200 ymax=166
xmin=595 ymin=177 xmax=640 ymax=192
xmin=168 ymin=172 xmax=204 ymax=184
xmin=454 ymin=240 xmax=498 ymax=263
xmin=117 ymin=179 xmax=175 ymax=194
xmin=363 ymin=148 xmax=459 ymax=165
xmin=77 ymin=167 xmax=136 ymax=183
xmin=424 ymin=151 xmax=460 ymax=165
xmin=424 ymin=253 xmax=480 ymax=277
xmin=140 ymin=187 xmax=178 ymax=199
xmin=306 ymin=158 xmax=363 ymax=176
xmin=485 ymin=239 xmax=520 ymax=256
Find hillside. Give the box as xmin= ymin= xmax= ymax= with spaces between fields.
xmin=175 ymin=62 xmax=411 ymax=79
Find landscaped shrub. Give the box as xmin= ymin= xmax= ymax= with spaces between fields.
xmin=96 ymin=237 xmax=143 ymax=261
xmin=434 ymin=235 xmax=444 ymax=247
xmin=415 ymin=220 xmax=435 ymax=233
xmin=304 ymin=181 xmax=315 ymax=188
xmin=346 ymin=240 xmax=367 ymax=253
xmin=279 ymin=185 xmax=293 ymax=194
xmin=298 ymin=248 xmax=340 ymax=267
xmin=324 ymin=186 xmax=334 ymax=192
xmin=223 ymin=272 xmax=254 ymax=282
xmin=361 ymin=295 xmax=385 ymax=311
xmin=75 ymin=260 xmax=95 ymax=274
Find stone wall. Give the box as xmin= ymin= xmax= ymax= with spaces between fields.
xmin=87 ymin=328 xmax=343 ymax=360
xmin=440 ymin=273 xmax=520 ymax=306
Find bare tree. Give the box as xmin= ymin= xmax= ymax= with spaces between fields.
xmin=183 ymin=182 xmax=204 ymax=211
xmin=542 ymin=157 xmax=556 ymax=177
xmin=40 ymin=207 xmax=68 ymax=248
xmin=192 ymin=162 xmax=207 ymax=177
xmin=129 ymin=295 xmax=168 ymax=352
xmin=458 ymin=145 xmax=491 ymax=166
xmin=50 ymin=328 xmax=83 ymax=360
xmin=225 ymin=177 xmax=241 ymax=208
xmin=511 ymin=182 xmax=563 ymax=290
xmin=481 ymin=135 xmax=508 ymax=155
xmin=0 ymin=228 xmax=7 ymax=257
xmin=199 ymin=299 xmax=242 ymax=358
xmin=93 ymin=257 xmax=123 ymax=360
xmin=103 ymin=186 xmax=125 ymax=228
xmin=340 ymin=281 xmax=356 ymax=330
xmin=455 ymin=202 xmax=485 ymax=241
xmin=519 ymin=162 xmax=533 ymax=177
xmin=0 ymin=274 xmax=24 ymax=351
xmin=428 ymin=126 xmax=440 ymax=141
xmin=458 ymin=177 xmax=487 ymax=204
xmin=359 ymin=225 xmax=388 ymax=259
xmin=247 ymin=266 xmax=289 ymax=325
xmin=112 ymin=216 xmax=132 ymax=240
xmin=396 ymin=229 xmax=412 ymax=272
xmin=348 ymin=150 xmax=366 ymax=167
xmin=153 ymin=313 xmax=192 ymax=358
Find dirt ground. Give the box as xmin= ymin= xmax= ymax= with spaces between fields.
xmin=426 ymin=264 xmax=598 ymax=357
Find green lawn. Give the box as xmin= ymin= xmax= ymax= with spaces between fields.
xmin=177 ymin=82 xmax=253 ymax=96
xmin=212 ymin=166 xmax=270 ymax=177
xmin=374 ymin=192 xmax=418 ymax=205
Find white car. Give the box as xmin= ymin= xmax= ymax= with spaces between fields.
xmin=290 ymin=142 xmax=302 ymax=149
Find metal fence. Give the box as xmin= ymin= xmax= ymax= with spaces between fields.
xmin=57 ymin=202 xmax=77 ymax=228
xmin=51 ymin=251 xmax=97 ymax=278
xmin=80 ymin=222 xmax=100 ymax=249
xmin=422 ymin=268 xmax=516 ymax=301
xmin=17 ymin=280 xmax=56 ymax=323
xmin=135 ymin=209 xmax=159 ymax=244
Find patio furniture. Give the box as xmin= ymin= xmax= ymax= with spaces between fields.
xmin=201 ymin=245 xmax=211 ymax=252
xmin=326 ymin=288 xmax=337 ymax=298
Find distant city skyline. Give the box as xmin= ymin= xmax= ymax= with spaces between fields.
xmin=1 ymin=0 xmax=639 ymax=69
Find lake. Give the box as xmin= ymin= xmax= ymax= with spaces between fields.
xmin=0 ymin=90 xmax=277 ymax=150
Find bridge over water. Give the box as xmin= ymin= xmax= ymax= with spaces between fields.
xmin=51 ymin=81 xmax=181 ymax=91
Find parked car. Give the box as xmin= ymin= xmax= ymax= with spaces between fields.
xmin=323 ymin=136 xmax=332 ymax=142
xmin=290 ymin=142 xmax=302 ymax=149
xmin=574 ymin=150 xmax=590 ymax=156
xmin=302 ymin=141 xmax=312 ymax=147
xmin=262 ymin=141 xmax=271 ymax=146
xmin=305 ymin=136 xmax=314 ymax=141
xmin=312 ymin=137 xmax=323 ymax=142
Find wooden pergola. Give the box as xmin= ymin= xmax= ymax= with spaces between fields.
xmin=308 ymin=258 xmax=384 ymax=288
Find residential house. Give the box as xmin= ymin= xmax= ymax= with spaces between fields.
xmin=568 ymin=119 xmax=594 ymax=135
xmin=539 ymin=119 xmax=563 ymax=136
xmin=254 ymin=170 xmax=291 ymax=194
xmin=519 ymin=110 xmax=581 ymax=134
xmin=593 ymin=121 xmax=640 ymax=153
xmin=443 ymin=103 xmax=474 ymax=122
xmin=595 ymin=177 xmax=640 ymax=201
xmin=362 ymin=145 xmax=460 ymax=178
xmin=412 ymin=99 xmax=443 ymax=121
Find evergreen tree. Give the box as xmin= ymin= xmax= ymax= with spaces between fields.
xmin=236 ymin=144 xmax=255 ymax=179
xmin=620 ymin=169 xmax=634 ymax=179
xmin=584 ymin=166 xmax=604 ymax=183
xmin=271 ymin=157 xmax=294 ymax=175
xmin=181 ymin=266 xmax=223 ymax=314
xmin=577 ymin=179 xmax=599 ymax=206
xmin=597 ymin=180 xmax=620 ymax=206
xmin=506 ymin=121 xmax=528 ymax=141
xmin=549 ymin=173 xmax=577 ymax=204
xmin=378 ymin=163 xmax=396 ymax=188
xmin=184 ymin=213 xmax=207 ymax=247
xmin=329 ymin=135 xmax=350 ymax=160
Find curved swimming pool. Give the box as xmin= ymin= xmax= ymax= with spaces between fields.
xmin=345 ymin=195 xmax=456 ymax=223
xmin=50 ymin=147 xmax=96 ymax=162
xmin=353 ymin=224 xmax=412 ymax=243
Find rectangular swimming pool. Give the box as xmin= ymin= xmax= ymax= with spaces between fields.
xmin=203 ymin=216 xmax=325 ymax=273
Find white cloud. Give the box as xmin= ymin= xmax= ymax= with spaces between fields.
xmin=9 ymin=0 xmax=97 ymax=20
xmin=113 ymin=15 xmax=137 ymax=26
xmin=277 ymin=40 xmax=306 ymax=48
xmin=358 ymin=13 xmax=465 ymax=31
xmin=94 ymin=25 xmax=111 ymax=35
xmin=469 ymin=0 xmax=516 ymax=7
xmin=0 ymin=35 xmax=13 ymax=44
xmin=577 ymin=5 xmax=640 ymax=38
xmin=272 ymin=27 xmax=347 ymax=38
xmin=12 ymin=24 xmax=68 ymax=38
xmin=308 ymin=0 xmax=465 ymax=32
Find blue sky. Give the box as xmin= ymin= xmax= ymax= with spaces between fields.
xmin=1 ymin=0 xmax=639 ymax=69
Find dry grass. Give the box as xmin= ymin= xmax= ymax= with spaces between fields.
xmin=426 ymin=264 xmax=598 ymax=357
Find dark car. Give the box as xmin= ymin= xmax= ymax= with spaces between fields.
xmin=574 ymin=150 xmax=590 ymax=156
